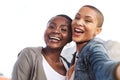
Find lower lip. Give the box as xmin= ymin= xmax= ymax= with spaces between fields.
xmin=49 ymin=39 xmax=59 ymax=43
xmin=73 ymin=32 xmax=83 ymax=36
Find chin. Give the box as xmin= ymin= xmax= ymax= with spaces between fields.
xmin=49 ymin=45 xmax=61 ymax=49
xmin=73 ymin=38 xmax=81 ymax=42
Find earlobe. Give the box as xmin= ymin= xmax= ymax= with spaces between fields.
xmin=96 ymin=27 xmax=102 ymax=35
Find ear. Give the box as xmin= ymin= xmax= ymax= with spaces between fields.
xmin=96 ymin=27 xmax=102 ymax=35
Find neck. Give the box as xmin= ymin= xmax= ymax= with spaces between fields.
xmin=76 ymin=42 xmax=87 ymax=52
xmin=42 ymin=47 xmax=62 ymax=63
xmin=42 ymin=47 xmax=66 ymax=76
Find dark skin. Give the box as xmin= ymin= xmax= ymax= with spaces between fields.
xmin=42 ymin=15 xmax=72 ymax=76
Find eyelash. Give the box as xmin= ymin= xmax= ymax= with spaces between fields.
xmin=49 ymin=25 xmax=55 ymax=29
xmin=48 ymin=25 xmax=67 ymax=32
xmin=75 ymin=16 xmax=92 ymax=23
xmin=85 ymin=20 xmax=92 ymax=23
xmin=75 ymin=16 xmax=80 ymax=20
xmin=61 ymin=28 xmax=67 ymax=32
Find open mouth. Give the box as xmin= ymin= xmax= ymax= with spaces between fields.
xmin=50 ymin=36 xmax=60 ymax=40
xmin=49 ymin=36 xmax=61 ymax=42
xmin=74 ymin=28 xmax=84 ymax=33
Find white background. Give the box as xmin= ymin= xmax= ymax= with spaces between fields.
xmin=0 ymin=0 xmax=120 ymax=78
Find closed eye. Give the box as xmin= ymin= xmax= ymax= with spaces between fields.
xmin=61 ymin=28 xmax=67 ymax=32
xmin=85 ymin=20 xmax=92 ymax=23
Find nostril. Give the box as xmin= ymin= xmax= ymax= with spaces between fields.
xmin=76 ymin=20 xmax=84 ymax=27
xmin=53 ymin=29 xmax=60 ymax=34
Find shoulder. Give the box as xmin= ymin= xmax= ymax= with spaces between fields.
xmin=88 ymin=38 xmax=105 ymax=48
xmin=18 ymin=46 xmax=43 ymax=59
xmin=90 ymin=37 xmax=104 ymax=44
xmin=15 ymin=47 xmax=43 ymax=66
xmin=84 ymin=38 xmax=108 ymax=54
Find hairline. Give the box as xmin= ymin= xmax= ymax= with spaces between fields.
xmin=82 ymin=5 xmax=104 ymax=27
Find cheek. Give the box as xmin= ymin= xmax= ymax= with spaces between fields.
xmin=86 ymin=27 xmax=94 ymax=35
xmin=89 ymin=29 xmax=97 ymax=37
xmin=71 ymin=20 xmax=75 ymax=26
xmin=63 ymin=33 xmax=69 ymax=38
xmin=44 ymin=29 xmax=52 ymax=37
xmin=62 ymin=33 xmax=70 ymax=41
xmin=44 ymin=31 xmax=48 ymax=38
xmin=44 ymin=30 xmax=49 ymax=40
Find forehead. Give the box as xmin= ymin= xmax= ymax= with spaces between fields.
xmin=49 ymin=16 xmax=68 ymax=23
xmin=78 ymin=7 xmax=98 ymax=20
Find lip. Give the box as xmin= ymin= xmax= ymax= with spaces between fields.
xmin=73 ymin=27 xmax=84 ymax=36
xmin=49 ymin=35 xmax=61 ymax=42
xmin=75 ymin=28 xmax=84 ymax=33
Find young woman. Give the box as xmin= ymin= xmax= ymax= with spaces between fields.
xmin=66 ymin=5 xmax=120 ymax=80
xmin=12 ymin=14 xmax=72 ymax=80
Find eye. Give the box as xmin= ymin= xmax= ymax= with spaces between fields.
xmin=85 ymin=19 xmax=92 ymax=23
xmin=61 ymin=28 xmax=67 ymax=32
xmin=75 ymin=16 xmax=80 ymax=20
xmin=60 ymin=26 xmax=68 ymax=33
xmin=75 ymin=14 xmax=80 ymax=20
xmin=48 ymin=23 xmax=56 ymax=29
xmin=49 ymin=25 xmax=55 ymax=29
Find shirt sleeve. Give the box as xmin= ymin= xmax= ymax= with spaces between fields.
xmin=89 ymin=42 xmax=119 ymax=80
xmin=11 ymin=48 xmax=34 ymax=80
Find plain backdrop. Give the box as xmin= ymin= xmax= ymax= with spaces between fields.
xmin=0 ymin=0 xmax=120 ymax=78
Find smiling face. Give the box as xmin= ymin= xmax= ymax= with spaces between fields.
xmin=44 ymin=15 xmax=72 ymax=49
xmin=72 ymin=6 xmax=102 ymax=44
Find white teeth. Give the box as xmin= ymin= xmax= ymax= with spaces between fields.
xmin=50 ymin=36 xmax=60 ymax=40
xmin=75 ymin=28 xmax=84 ymax=33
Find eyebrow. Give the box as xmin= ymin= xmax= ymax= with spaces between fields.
xmin=61 ymin=25 xmax=68 ymax=27
xmin=49 ymin=22 xmax=68 ymax=27
xmin=85 ymin=16 xmax=93 ymax=19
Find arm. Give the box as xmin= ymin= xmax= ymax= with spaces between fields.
xmin=89 ymin=43 xmax=119 ymax=80
xmin=115 ymin=64 xmax=120 ymax=80
xmin=12 ymin=48 xmax=33 ymax=80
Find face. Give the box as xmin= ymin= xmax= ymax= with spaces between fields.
xmin=44 ymin=16 xmax=71 ymax=49
xmin=72 ymin=7 xmax=101 ymax=43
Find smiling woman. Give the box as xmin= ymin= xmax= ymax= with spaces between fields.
xmin=11 ymin=14 xmax=72 ymax=80
xmin=0 ymin=0 xmax=120 ymax=78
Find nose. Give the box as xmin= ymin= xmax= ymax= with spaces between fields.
xmin=76 ymin=19 xmax=84 ymax=27
xmin=53 ymin=27 xmax=60 ymax=34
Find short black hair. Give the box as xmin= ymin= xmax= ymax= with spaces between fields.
xmin=83 ymin=5 xmax=104 ymax=27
